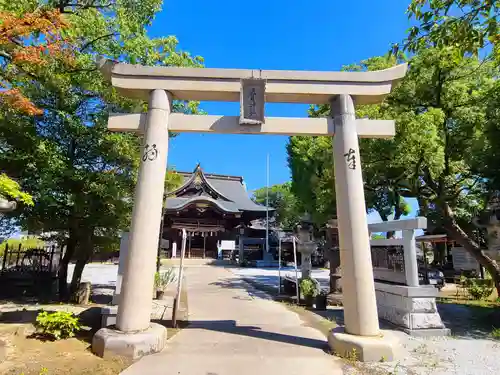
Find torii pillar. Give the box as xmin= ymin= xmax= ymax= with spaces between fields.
xmin=92 ymin=58 xmax=406 ymax=361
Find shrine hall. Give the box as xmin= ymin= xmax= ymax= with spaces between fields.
xmin=161 ymin=165 xmax=274 ymax=260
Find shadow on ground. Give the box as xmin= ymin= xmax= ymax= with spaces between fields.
xmin=437 ymin=303 xmax=499 ymax=339
xmin=214 ymin=272 xmax=500 ymax=340
xmin=184 ymin=319 xmax=329 ymax=352
xmin=210 ymin=278 xmax=275 ymax=301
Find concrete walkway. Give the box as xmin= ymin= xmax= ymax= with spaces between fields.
xmin=122 ymin=265 xmax=343 ymax=375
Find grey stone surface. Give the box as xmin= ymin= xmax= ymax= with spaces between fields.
xmin=101 ymin=305 xmax=118 ymax=328
xmin=328 ymin=327 xmax=398 ymax=362
xmin=375 ymin=282 xmax=439 ymax=297
xmin=122 ymin=265 xmax=344 ymax=375
xmin=92 ymin=323 xmax=167 ymax=360
xmin=403 ymin=327 xmax=451 ymax=337
xmin=375 ymin=284 xmax=448 ymax=335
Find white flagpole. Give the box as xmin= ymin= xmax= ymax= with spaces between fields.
xmin=266 ymin=153 xmax=269 ymax=253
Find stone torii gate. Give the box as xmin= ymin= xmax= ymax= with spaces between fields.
xmin=92 ymin=59 xmax=407 ymax=362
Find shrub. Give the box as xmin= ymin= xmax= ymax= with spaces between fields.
xmin=491 ymin=327 xmax=500 ymax=340
xmin=464 ymin=278 xmax=494 ymax=300
xmin=154 ymin=268 xmax=176 ymax=291
xmin=300 ymin=277 xmax=319 ymax=298
xmin=35 ymin=311 xmax=81 ymax=340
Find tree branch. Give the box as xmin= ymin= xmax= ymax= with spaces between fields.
xmin=80 ymin=32 xmax=117 ymax=52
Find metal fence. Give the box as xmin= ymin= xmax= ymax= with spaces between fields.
xmin=0 ymin=244 xmax=63 ymax=298
xmin=1 ymin=244 xmax=62 ymax=274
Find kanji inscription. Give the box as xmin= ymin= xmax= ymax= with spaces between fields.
xmin=344 ymin=148 xmax=357 ymax=170
xmin=240 ymin=78 xmax=266 ymax=125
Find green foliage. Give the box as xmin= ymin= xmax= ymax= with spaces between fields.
xmin=299 ymin=277 xmax=318 ymax=298
xmin=463 ymin=277 xmax=494 ymax=300
xmin=154 ymin=268 xmax=176 ymax=291
xmin=0 ymin=0 xmax=204 ymax=297
xmin=286 ymin=136 xmax=336 ymax=226
xmin=491 ymin=327 xmax=500 ymax=340
xmin=0 ymin=236 xmax=45 ymax=257
xmin=288 ymin=47 xmax=500 ymax=286
xmin=252 ymin=182 xmax=301 ymax=229
xmin=405 ymin=0 xmax=499 ymax=62
xmin=35 ymin=311 xmax=82 ymax=340
xmin=0 ymin=174 xmax=33 ymax=206
xmin=165 ymin=169 xmax=184 ymax=194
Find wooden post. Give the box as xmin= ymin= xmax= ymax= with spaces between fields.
xmin=172 ymin=229 xmax=187 ymax=328
xmin=15 ymin=244 xmax=21 ymax=267
xmin=203 ymin=233 xmax=206 ymax=259
xmin=49 ymin=245 xmax=55 ymax=273
xmin=156 ymin=208 xmax=165 ymax=272
xmin=1 ymin=243 xmax=7 ymax=271
xmin=292 ymin=237 xmax=300 ymax=304
xmin=188 ymin=232 xmax=191 ymax=258
xmin=278 ymin=238 xmax=282 ymax=295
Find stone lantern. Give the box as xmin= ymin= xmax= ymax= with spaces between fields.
xmin=296 ymin=214 xmax=315 ymax=279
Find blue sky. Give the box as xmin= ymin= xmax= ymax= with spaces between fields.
xmin=148 ymin=0 xmax=419 ymax=222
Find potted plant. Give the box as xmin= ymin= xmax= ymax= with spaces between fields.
xmin=315 ymin=289 xmax=328 ymax=310
xmin=299 ymin=277 xmax=318 ymax=308
xmin=154 ymin=268 xmax=176 ymax=300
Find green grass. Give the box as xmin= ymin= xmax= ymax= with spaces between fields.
xmin=437 ymin=296 xmax=500 ymax=308
xmin=491 ymin=327 xmax=500 ymax=340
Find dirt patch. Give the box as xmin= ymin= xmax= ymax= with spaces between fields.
xmin=0 ymin=324 xmax=130 ymax=375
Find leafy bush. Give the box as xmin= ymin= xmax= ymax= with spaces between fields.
xmin=154 ymin=268 xmax=176 ymax=291
xmin=491 ymin=327 xmax=500 ymax=340
xmin=35 ymin=311 xmax=81 ymax=340
xmin=464 ymin=278 xmax=494 ymax=300
xmin=300 ymin=277 xmax=319 ymax=298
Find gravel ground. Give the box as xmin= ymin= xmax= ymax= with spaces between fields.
xmin=352 ymin=333 xmax=500 ymax=375
xmin=7 ymin=263 xmax=497 ymax=374
xmin=230 ymin=267 xmax=500 ymax=375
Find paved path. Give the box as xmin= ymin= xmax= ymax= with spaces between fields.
xmin=122 ymin=265 xmax=343 ymax=375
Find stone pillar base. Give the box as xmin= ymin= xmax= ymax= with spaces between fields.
xmin=92 ymin=323 xmax=167 ymax=360
xmin=100 ymin=305 xmax=118 ymax=328
xmin=374 ymin=283 xmax=449 ymax=337
xmin=328 ymin=327 xmax=398 ymax=362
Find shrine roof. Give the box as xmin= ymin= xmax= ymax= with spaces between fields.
xmin=165 ymin=165 xmax=272 ymax=214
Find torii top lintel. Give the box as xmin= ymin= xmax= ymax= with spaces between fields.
xmin=98 ymin=58 xmax=407 ymax=105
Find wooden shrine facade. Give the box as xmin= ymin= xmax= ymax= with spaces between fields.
xmin=161 ymin=165 xmax=271 ymax=258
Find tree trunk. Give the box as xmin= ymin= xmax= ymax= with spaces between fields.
xmin=58 ymin=234 xmax=77 ymax=301
xmin=69 ymin=256 xmax=89 ymax=300
xmin=387 ymin=192 xmax=403 ymax=239
xmin=69 ymin=233 xmax=94 ymax=300
xmin=442 ymin=202 xmax=500 ymax=296
xmin=325 ymin=247 xmax=341 ymax=293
